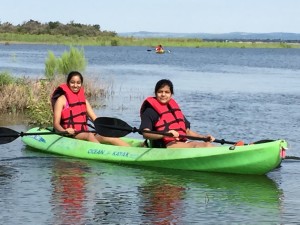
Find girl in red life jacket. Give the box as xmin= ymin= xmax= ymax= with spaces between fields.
xmin=52 ymin=71 xmax=130 ymax=146
xmin=140 ymin=79 xmax=215 ymax=148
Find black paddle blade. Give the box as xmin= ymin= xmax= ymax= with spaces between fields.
xmin=0 ymin=127 xmax=21 ymax=144
xmin=252 ymin=139 xmax=275 ymax=144
xmin=94 ymin=117 xmax=134 ymax=137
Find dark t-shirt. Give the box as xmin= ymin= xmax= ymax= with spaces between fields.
xmin=140 ymin=107 xmax=190 ymax=147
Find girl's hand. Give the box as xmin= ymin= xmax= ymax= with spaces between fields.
xmin=168 ymin=130 xmax=180 ymax=140
xmin=65 ymin=128 xmax=76 ymax=135
xmin=205 ymin=134 xmax=215 ymax=142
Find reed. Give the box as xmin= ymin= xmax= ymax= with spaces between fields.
xmin=0 ymin=46 xmax=107 ymax=125
xmin=45 ymin=46 xmax=87 ymax=79
xmin=44 ymin=51 xmax=57 ymax=79
xmin=26 ymin=79 xmax=53 ymax=125
xmin=0 ymin=71 xmax=16 ymax=85
xmin=57 ymin=47 xmax=87 ymax=75
xmin=0 ymin=75 xmax=30 ymax=114
xmin=0 ymin=73 xmax=108 ymax=125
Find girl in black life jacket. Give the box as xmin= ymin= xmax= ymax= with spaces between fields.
xmin=140 ymin=79 xmax=215 ymax=148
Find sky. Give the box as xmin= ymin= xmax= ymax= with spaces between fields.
xmin=1 ymin=0 xmax=300 ymax=34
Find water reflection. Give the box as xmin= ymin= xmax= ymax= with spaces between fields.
xmin=50 ymin=159 xmax=90 ymax=225
xmin=139 ymin=176 xmax=185 ymax=225
xmin=0 ymin=165 xmax=15 ymax=186
xmin=136 ymin=168 xmax=284 ymax=224
xmin=4 ymin=146 xmax=284 ymax=224
xmin=0 ymin=114 xmax=29 ymax=126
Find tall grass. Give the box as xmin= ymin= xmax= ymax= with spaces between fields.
xmin=1 ymin=33 xmax=299 ymax=48
xmin=0 ymin=71 xmax=16 ymax=85
xmin=45 ymin=46 xmax=87 ymax=79
xmin=26 ymin=80 xmax=53 ymax=125
xmin=58 ymin=47 xmax=87 ymax=75
xmin=44 ymin=51 xmax=57 ymax=79
xmin=1 ymin=47 xmax=107 ymax=126
xmin=0 ymin=74 xmax=108 ymax=125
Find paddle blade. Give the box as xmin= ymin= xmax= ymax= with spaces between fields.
xmin=0 ymin=127 xmax=21 ymax=144
xmin=94 ymin=117 xmax=134 ymax=137
xmin=252 ymin=139 xmax=275 ymax=144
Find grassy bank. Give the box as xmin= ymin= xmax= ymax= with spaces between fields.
xmin=0 ymin=46 xmax=110 ymax=126
xmin=0 ymin=72 xmax=108 ymax=126
xmin=1 ymin=33 xmax=299 ymax=48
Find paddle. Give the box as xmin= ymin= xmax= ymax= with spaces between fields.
xmin=0 ymin=127 xmax=96 ymax=144
xmin=94 ymin=117 xmax=242 ymax=145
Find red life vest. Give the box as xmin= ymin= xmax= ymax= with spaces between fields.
xmin=140 ymin=97 xmax=187 ymax=144
xmin=51 ymin=84 xmax=88 ymax=131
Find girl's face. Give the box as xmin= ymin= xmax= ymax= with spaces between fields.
xmin=155 ymin=85 xmax=172 ymax=104
xmin=68 ymin=75 xmax=82 ymax=93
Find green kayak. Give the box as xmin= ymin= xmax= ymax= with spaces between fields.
xmin=21 ymin=127 xmax=287 ymax=175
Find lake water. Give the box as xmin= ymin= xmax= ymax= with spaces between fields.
xmin=0 ymin=44 xmax=300 ymax=224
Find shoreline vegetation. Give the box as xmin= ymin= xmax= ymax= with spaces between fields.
xmin=1 ymin=33 xmax=299 ymax=49
xmin=0 ymin=72 xmax=107 ymax=126
xmin=1 ymin=20 xmax=299 ymax=49
xmin=0 ymin=46 xmax=108 ymax=126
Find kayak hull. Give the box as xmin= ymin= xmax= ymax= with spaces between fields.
xmin=155 ymin=50 xmax=165 ymax=54
xmin=21 ymin=127 xmax=287 ymax=175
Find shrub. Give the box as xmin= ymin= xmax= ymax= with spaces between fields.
xmin=111 ymin=39 xmax=118 ymax=46
xmin=44 ymin=46 xmax=87 ymax=79
xmin=0 ymin=71 xmax=15 ymax=85
xmin=57 ymin=46 xmax=87 ymax=75
xmin=45 ymin=51 xmax=58 ymax=79
xmin=26 ymin=80 xmax=53 ymax=125
xmin=0 ymin=46 xmax=108 ymax=125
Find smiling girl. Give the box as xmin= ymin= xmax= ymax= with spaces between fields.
xmin=140 ymin=79 xmax=215 ymax=148
xmin=52 ymin=71 xmax=130 ymax=146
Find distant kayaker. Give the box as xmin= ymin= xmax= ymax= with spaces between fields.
xmin=51 ymin=71 xmax=130 ymax=146
xmin=155 ymin=44 xmax=164 ymax=53
xmin=139 ymin=79 xmax=215 ymax=148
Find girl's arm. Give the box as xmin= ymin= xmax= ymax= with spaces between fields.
xmin=86 ymin=100 xmax=97 ymax=121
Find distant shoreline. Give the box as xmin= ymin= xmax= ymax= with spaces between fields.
xmin=119 ymin=31 xmax=300 ymax=42
xmin=2 ymin=20 xmax=299 ymax=48
xmin=1 ymin=33 xmax=300 ymax=48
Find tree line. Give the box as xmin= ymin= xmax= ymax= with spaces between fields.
xmin=0 ymin=19 xmax=117 ymax=37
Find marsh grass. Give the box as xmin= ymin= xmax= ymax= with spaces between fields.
xmin=1 ymin=33 xmax=299 ymax=48
xmin=44 ymin=51 xmax=57 ymax=79
xmin=0 ymin=82 xmax=30 ymax=114
xmin=1 ymin=45 xmax=109 ymax=126
xmin=57 ymin=47 xmax=87 ymax=76
xmin=45 ymin=46 xmax=87 ymax=79
xmin=0 ymin=74 xmax=109 ymax=126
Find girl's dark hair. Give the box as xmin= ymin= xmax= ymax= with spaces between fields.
xmin=67 ymin=71 xmax=83 ymax=83
xmin=154 ymin=79 xmax=174 ymax=94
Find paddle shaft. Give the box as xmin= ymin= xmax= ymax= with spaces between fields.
xmin=0 ymin=131 xmax=66 ymax=138
xmin=1 ymin=131 xmax=96 ymax=137
xmin=147 ymin=49 xmax=171 ymax=53
xmin=0 ymin=127 xmax=97 ymax=144
xmin=98 ymin=123 xmax=236 ymax=145
xmin=133 ymin=127 xmax=235 ymax=145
